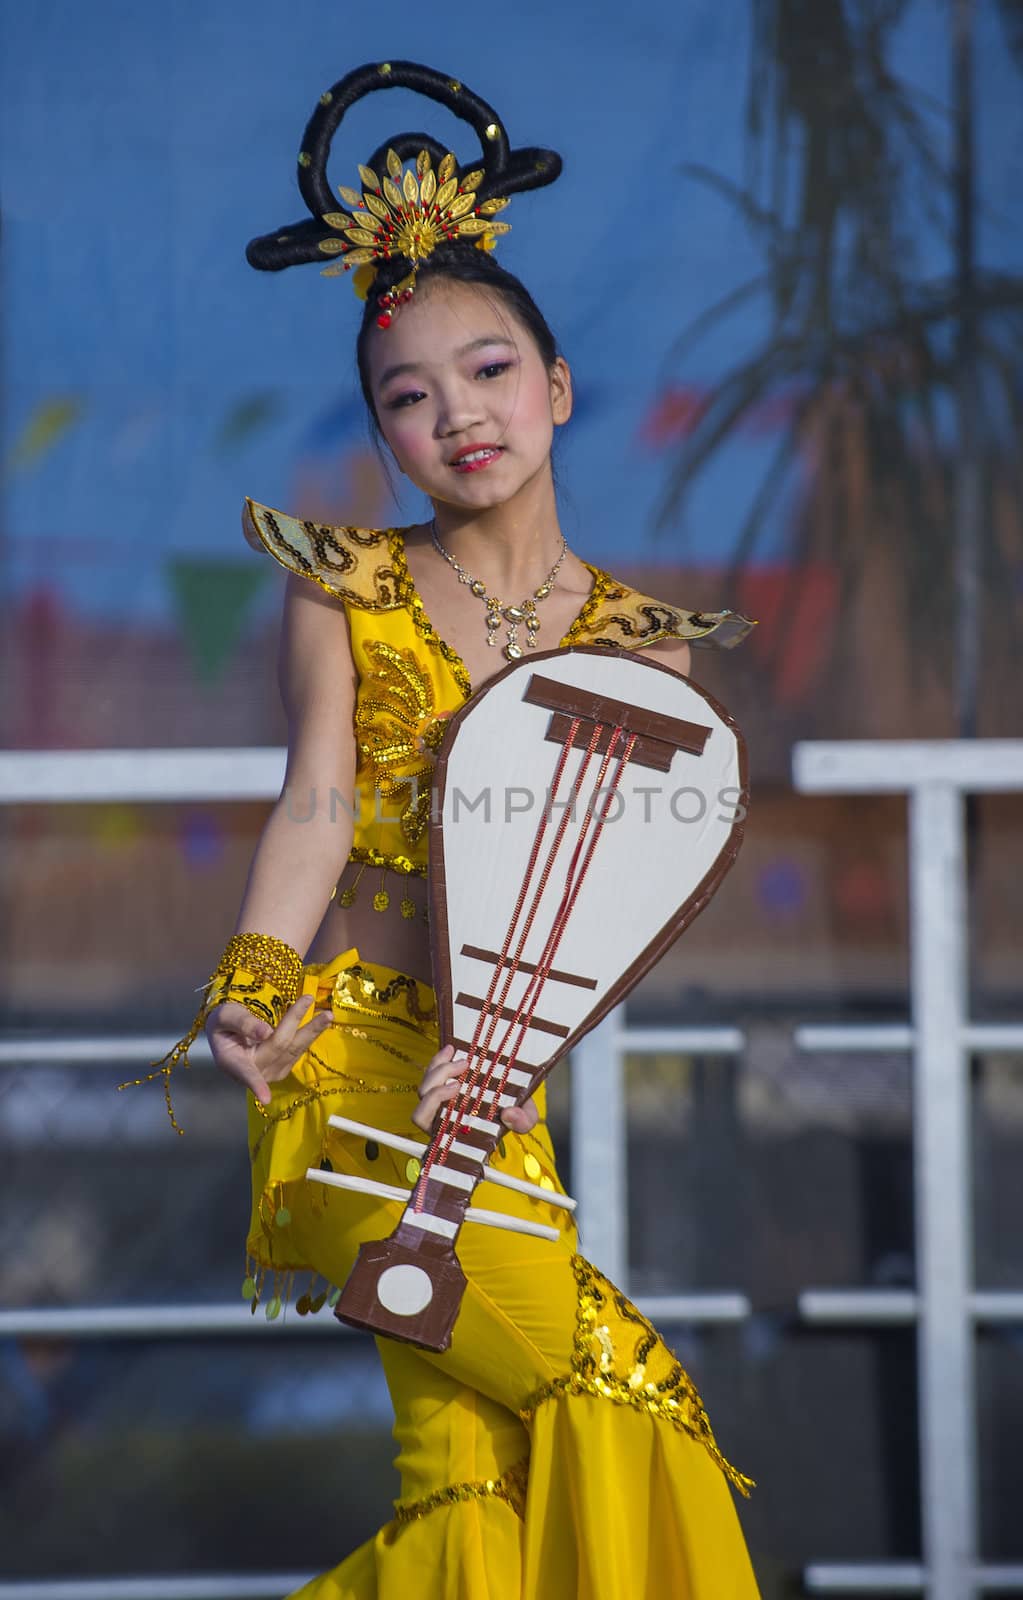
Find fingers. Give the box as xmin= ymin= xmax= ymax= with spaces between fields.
xmin=207 ymin=1036 xmax=274 ymax=1105
xmin=208 ymin=994 xmax=333 ymax=1098
xmin=273 ymin=995 xmax=331 ymax=1050
xmin=282 ymin=994 xmax=335 ymax=1054
xmin=243 ymin=1064 xmax=273 ymax=1107
xmin=417 ymin=1043 xmax=461 ymax=1097
xmin=500 ymin=1097 xmax=540 ymax=1134
xmin=206 ymin=1003 xmax=274 ymax=1102
xmin=411 ymin=1047 xmax=470 ymax=1135
xmin=206 ymin=1000 xmax=272 ymax=1046
xmin=411 ymin=1079 xmax=465 ymax=1134
xmin=254 ymin=995 xmax=334 ymax=1083
xmin=412 ymin=1047 xmax=542 ymax=1136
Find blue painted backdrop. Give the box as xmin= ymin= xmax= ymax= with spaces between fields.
xmin=2 ymin=0 xmax=1020 ymax=624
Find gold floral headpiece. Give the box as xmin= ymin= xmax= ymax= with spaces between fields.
xmin=317 ymin=148 xmax=511 ymax=327
xmin=245 ymin=61 xmax=562 ymax=316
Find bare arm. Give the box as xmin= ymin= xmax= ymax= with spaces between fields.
xmin=208 ymin=573 xmax=358 ymax=1101
xmin=233 ymin=573 xmax=358 ymax=948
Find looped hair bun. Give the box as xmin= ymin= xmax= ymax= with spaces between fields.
xmin=246 ymin=60 xmax=563 ymax=275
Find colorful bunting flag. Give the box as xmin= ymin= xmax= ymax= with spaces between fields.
xmin=166 ymin=558 xmax=270 ymax=686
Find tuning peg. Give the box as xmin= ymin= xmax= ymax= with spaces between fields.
xmin=479 ymin=1166 xmax=576 ymax=1211
xmin=305 ymin=1167 xmax=561 ymax=1243
xmin=464 ymin=1206 xmax=559 ymax=1242
xmin=306 ymin=1167 xmax=409 ymax=1204
xmin=328 ymin=1114 xmax=576 ymax=1211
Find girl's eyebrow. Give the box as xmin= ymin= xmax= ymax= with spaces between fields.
xmin=378 ymin=336 xmax=517 ymax=387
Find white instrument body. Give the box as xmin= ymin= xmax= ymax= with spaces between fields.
xmin=310 ymin=645 xmax=749 ymax=1350
xmin=432 ymin=647 xmax=745 ymax=1070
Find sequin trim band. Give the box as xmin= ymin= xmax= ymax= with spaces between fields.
xmin=394 ymin=1456 xmax=529 ymax=1525
xmin=331 ymin=962 xmax=437 ymax=1031
xmin=519 ymin=1255 xmax=755 ymax=1499
xmin=347 ymin=843 xmax=428 ymax=877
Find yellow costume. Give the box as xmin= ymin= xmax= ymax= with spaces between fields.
xmin=240 ymin=500 xmax=761 ymax=1598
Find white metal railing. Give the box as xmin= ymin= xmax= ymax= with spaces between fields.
xmin=0 ymin=748 xmax=286 ymax=804
xmin=574 ymin=740 xmax=1023 ymax=1600
xmin=2 ymin=742 xmax=1021 ymax=1600
xmin=790 ymin=740 xmax=1023 ymax=1600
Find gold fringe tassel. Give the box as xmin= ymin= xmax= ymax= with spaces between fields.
xmin=117 ymin=933 xmax=304 ymax=1135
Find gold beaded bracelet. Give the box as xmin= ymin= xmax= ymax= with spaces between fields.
xmin=118 ymin=931 xmax=304 ymax=1136
xmin=215 ymin=933 xmax=304 ymax=1000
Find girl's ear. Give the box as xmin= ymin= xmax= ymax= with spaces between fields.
xmin=550 ymin=357 xmax=573 ymax=426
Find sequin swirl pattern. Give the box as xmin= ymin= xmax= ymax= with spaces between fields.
xmin=331 ymin=960 xmax=438 ymax=1031
xmin=520 ymin=1255 xmax=755 ymax=1498
xmin=354 ymin=639 xmax=452 ymax=844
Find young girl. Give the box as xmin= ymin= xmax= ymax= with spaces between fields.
xmin=164 ymin=60 xmax=760 ymax=1598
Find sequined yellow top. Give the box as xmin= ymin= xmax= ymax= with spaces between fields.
xmin=243 ymin=498 xmax=755 ymax=879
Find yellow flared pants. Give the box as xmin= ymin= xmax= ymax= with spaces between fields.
xmin=245 ymin=949 xmax=760 ymax=1599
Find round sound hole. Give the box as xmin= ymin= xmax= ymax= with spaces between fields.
xmin=376 ymin=1263 xmax=434 ymax=1317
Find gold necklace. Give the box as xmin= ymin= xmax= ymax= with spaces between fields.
xmin=429 ymin=522 xmax=568 ymax=661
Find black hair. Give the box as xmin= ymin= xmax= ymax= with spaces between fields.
xmin=354 ymin=245 xmax=560 ymax=426
xmin=246 ymin=60 xmax=565 ymax=446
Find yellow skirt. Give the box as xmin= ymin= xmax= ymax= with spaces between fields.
xmin=246 ymin=948 xmax=761 ymax=1600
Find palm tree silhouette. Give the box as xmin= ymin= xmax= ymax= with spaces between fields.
xmin=657 ymin=0 xmax=1023 ymax=737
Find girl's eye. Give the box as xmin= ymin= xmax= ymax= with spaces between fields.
xmin=384 ymin=390 xmax=426 ymax=410
xmin=478 ymin=361 xmax=511 ymax=380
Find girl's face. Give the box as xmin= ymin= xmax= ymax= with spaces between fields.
xmin=365 ymin=277 xmax=572 ymax=512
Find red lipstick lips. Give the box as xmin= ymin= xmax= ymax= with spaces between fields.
xmin=449 ymin=443 xmax=504 ymax=473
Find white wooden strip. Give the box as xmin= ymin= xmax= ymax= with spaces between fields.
xmin=464 ymin=1207 xmax=559 ymax=1243
xmin=424 ymin=1166 xmax=476 ymax=1193
xmin=401 ymin=1210 xmax=458 ymax=1239
xmin=305 ymin=1169 xmax=408 ymax=1204
xmin=327 ymin=1115 xmax=426 ymax=1159
xmin=462 ymin=1115 xmax=500 ymax=1135
xmin=503 ymin=1066 xmax=533 ymax=1088
xmin=481 ymin=1168 xmax=577 ymax=1212
xmin=474 ymin=1088 xmax=516 ymax=1109
xmin=448 ymin=1139 xmax=486 ymax=1163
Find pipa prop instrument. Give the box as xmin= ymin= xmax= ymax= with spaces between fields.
xmin=308 ymin=645 xmax=748 ymax=1351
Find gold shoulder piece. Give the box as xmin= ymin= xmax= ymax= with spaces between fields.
xmin=242 ymin=498 xmax=403 ymax=610
xmin=568 ymin=571 xmax=757 ymax=652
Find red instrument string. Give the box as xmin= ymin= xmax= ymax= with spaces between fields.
xmin=421 ymin=718 xmax=601 ymax=1191
xmin=452 ymin=720 xmax=608 ymax=1122
xmin=475 ymin=728 xmax=638 ymax=1111
xmin=457 ymin=715 xmax=584 ymax=1074
xmin=463 ymin=725 xmax=624 ymax=1115
xmin=417 ymin=720 xmax=639 ymax=1212
xmin=415 ymin=716 xmax=593 ymax=1205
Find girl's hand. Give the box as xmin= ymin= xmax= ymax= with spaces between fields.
xmin=412 ymin=1043 xmax=540 ymax=1136
xmin=205 ymin=996 xmax=333 ymax=1106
